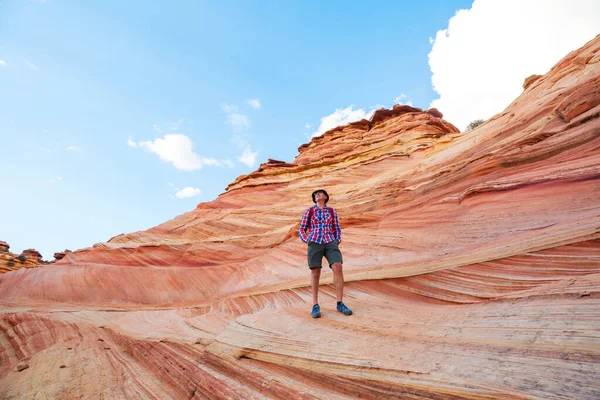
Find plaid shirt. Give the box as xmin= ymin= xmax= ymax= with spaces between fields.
xmin=298 ymin=205 xmax=342 ymax=244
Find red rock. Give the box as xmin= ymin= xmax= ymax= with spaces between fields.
xmin=21 ymin=249 xmax=43 ymax=263
xmin=554 ymin=77 xmax=600 ymax=122
xmin=0 ymin=242 xmax=47 ymax=273
xmin=1 ymin=35 xmax=600 ymax=399
xmin=370 ymin=104 xmax=424 ymax=127
xmin=523 ymin=74 xmax=543 ymax=89
xmin=14 ymin=363 xmax=29 ymax=372
xmin=53 ymin=250 xmax=71 ymax=261
xmin=425 ymin=107 xmax=443 ymax=118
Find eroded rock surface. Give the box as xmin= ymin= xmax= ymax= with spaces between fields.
xmin=1 ymin=36 xmax=600 ymax=399
xmin=0 ymin=242 xmax=46 ymax=273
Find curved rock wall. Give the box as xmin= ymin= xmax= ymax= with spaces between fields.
xmin=1 ymin=36 xmax=599 ymax=399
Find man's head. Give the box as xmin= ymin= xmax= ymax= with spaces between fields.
xmin=311 ymin=189 xmax=329 ymax=204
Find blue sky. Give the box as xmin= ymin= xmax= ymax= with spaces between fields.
xmin=1 ymin=0 xmax=598 ymax=259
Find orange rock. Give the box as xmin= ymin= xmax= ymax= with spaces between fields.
xmin=52 ymin=250 xmax=71 ymax=261
xmin=1 ymin=35 xmax=600 ymax=399
xmin=0 ymin=242 xmax=47 ymax=273
xmin=523 ymin=73 xmax=542 ymax=89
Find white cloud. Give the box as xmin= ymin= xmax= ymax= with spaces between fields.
xmin=67 ymin=145 xmax=84 ymax=158
xmin=175 ymin=187 xmax=202 ymax=199
xmin=394 ymin=94 xmax=407 ymax=103
xmin=237 ymin=148 xmax=258 ymax=167
xmin=428 ymin=0 xmax=600 ymax=131
xmin=0 ymin=60 xmax=6 ymax=67
xmin=152 ymin=124 xmax=162 ymax=133
xmin=48 ymin=176 xmax=63 ymax=184
xmin=246 ymin=98 xmax=261 ymax=109
xmin=312 ymin=105 xmax=375 ymax=137
xmin=221 ymin=103 xmax=238 ymax=113
xmin=24 ymin=59 xmax=39 ymax=70
xmin=135 ymin=134 xmax=226 ymax=171
xmin=227 ymin=113 xmax=251 ymax=133
xmin=127 ymin=137 xmax=137 ymax=147
xmin=40 ymin=147 xmax=54 ymax=152
xmin=229 ymin=132 xmax=251 ymax=149
xmin=168 ymin=118 xmax=184 ymax=131
xmin=222 ymin=103 xmax=251 ymax=132
xmin=222 ymin=102 xmax=257 ymax=163
xmin=394 ymin=93 xmax=413 ymax=107
xmin=305 ymin=123 xmax=311 ymax=129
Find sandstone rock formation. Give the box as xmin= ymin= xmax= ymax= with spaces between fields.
xmin=52 ymin=249 xmax=72 ymax=261
xmin=0 ymin=241 xmax=46 ymax=273
xmin=1 ymin=36 xmax=599 ymax=399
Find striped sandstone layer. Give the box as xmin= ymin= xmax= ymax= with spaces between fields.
xmin=0 ymin=241 xmax=45 ymax=274
xmin=1 ymin=36 xmax=600 ymax=399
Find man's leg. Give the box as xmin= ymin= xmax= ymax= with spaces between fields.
xmin=331 ymin=262 xmax=352 ymax=315
xmin=311 ymin=268 xmax=321 ymax=305
xmin=325 ymin=240 xmax=345 ymax=302
xmin=308 ymin=242 xmax=325 ymax=317
xmin=326 ymin=241 xmax=352 ymax=315
xmin=331 ymin=262 xmax=344 ymax=302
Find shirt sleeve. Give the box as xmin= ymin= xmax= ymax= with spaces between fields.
xmin=298 ymin=208 xmax=310 ymax=243
xmin=333 ymin=208 xmax=342 ymax=241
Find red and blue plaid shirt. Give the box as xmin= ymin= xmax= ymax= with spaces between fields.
xmin=298 ymin=205 xmax=342 ymax=244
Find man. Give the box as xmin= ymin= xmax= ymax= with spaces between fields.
xmin=298 ymin=189 xmax=352 ymax=318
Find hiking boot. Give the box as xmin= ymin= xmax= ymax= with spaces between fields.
xmin=311 ymin=304 xmax=321 ymax=318
xmin=337 ymin=302 xmax=352 ymax=316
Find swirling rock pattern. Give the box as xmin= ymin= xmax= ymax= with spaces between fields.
xmin=1 ymin=36 xmax=600 ymax=399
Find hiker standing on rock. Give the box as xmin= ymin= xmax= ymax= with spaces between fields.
xmin=298 ymin=189 xmax=352 ymax=318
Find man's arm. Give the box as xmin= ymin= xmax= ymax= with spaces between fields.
xmin=298 ymin=209 xmax=310 ymax=243
xmin=333 ymin=208 xmax=342 ymax=242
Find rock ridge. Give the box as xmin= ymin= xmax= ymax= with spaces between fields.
xmin=1 ymin=35 xmax=600 ymax=399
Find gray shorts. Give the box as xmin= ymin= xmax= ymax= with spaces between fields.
xmin=307 ymin=240 xmax=343 ymax=269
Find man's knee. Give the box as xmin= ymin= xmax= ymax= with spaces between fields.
xmin=311 ymin=268 xmax=321 ymax=276
xmin=331 ymin=262 xmax=343 ymax=273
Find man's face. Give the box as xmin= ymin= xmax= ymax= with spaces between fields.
xmin=315 ymin=191 xmax=327 ymax=202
